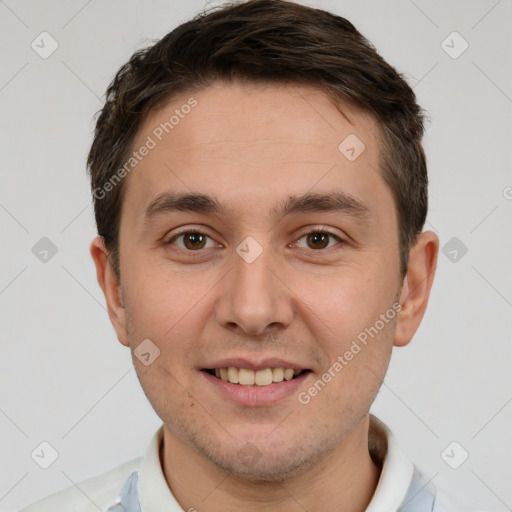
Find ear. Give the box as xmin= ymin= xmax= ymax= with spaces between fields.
xmin=394 ymin=231 xmax=439 ymax=347
xmin=90 ymin=236 xmax=129 ymax=347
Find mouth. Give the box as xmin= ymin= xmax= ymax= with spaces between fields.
xmin=203 ymin=367 xmax=312 ymax=387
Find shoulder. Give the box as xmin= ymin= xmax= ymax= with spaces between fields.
xmin=19 ymin=457 xmax=142 ymax=512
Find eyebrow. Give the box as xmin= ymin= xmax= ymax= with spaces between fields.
xmin=145 ymin=192 xmax=227 ymax=221
xmin=270 ymin=191 xmax=370 ymax=220
xmin=143 ymin=191 xmax=371 ymax=223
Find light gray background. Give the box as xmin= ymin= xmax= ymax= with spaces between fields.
xmin=1 ymin=0 xmax=511 ymax=510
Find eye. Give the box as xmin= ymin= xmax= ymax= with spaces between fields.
xmin=168 ymin=231 xmax=217 ymax=250
xmin=295 ymin=230 xmax=342 ymax=250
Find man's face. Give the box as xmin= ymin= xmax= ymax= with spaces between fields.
xmin=115 ymin=82 xmax=404 ymax=478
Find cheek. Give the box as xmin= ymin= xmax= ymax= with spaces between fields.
xmin=293 ymin=265 xmax=397 ymax=403
xmin=305 ymin=317 xmax=394 ymax=420
xmin=123 ymin=268 xmax=214 ymax=341
xmin=294 ymin=265 xmax=396 ymax=341
xmin=134 ymin=363 xmax=210 ymax=437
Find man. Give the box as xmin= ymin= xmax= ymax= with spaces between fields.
xmin=21 ymin=0 xmax=453 ymax=510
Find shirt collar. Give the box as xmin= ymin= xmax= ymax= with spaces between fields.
xmin=365 ymin=415 xmax=415 ymax=511
xmin=138 ymin=426 xmax=182 ymax=511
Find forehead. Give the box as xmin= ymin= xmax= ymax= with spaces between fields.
xmin=123 ymin=81 xmax=392 ymax=223
xmin=135 ymin=81 xmax=379 ymax=159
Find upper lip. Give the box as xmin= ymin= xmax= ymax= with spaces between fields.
xmin=202 ymin=357 xmax=310 ymax=372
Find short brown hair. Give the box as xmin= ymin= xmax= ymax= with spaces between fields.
xmin=88 ymin=0 xmax=427 ymax=279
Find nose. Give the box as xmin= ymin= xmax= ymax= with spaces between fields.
xmin=214 ymin=246 xmax=294 ymax=337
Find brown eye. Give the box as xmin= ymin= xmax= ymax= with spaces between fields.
xmin=183 ymin=233 xmax=206 ymax=250
xmin=306 ymin=232 xmax=330 ymax=249
xmin=295 ymin=231 xmax=342 ymax=250
xmin=170 ymin=232 xmax=216 ymax=250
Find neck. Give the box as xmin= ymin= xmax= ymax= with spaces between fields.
xmin=160 ymin=415 xmax=380 ymax=512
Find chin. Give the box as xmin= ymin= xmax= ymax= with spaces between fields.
xmin=195 ymin=433 xmax=334 ymax=483
xmin=212 ymin=452 xmax=316 ymax=482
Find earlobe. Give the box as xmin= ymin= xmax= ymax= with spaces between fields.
xmin=394 ymin=231 xmax=439 ymax=348
xmin=90 ymin=236 xmax=129 ymax=347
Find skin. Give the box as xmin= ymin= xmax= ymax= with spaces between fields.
xmin=91 ymin=82 xmax=438 ymax=512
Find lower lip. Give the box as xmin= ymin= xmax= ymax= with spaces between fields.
xmin=201 ymin=370 xmax=311 ymax=407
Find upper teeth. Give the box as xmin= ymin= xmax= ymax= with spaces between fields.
xmin=214 ymin=367 xmax=302 ymax=386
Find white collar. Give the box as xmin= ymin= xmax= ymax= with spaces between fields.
xmin=137 ymin=415 xmax=415 ymax=511
xmin=365 ymin=415 xmax=415 ymax=511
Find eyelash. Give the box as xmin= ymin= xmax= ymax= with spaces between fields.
xmin=166 ymin=228 xmax=344 ymax=251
